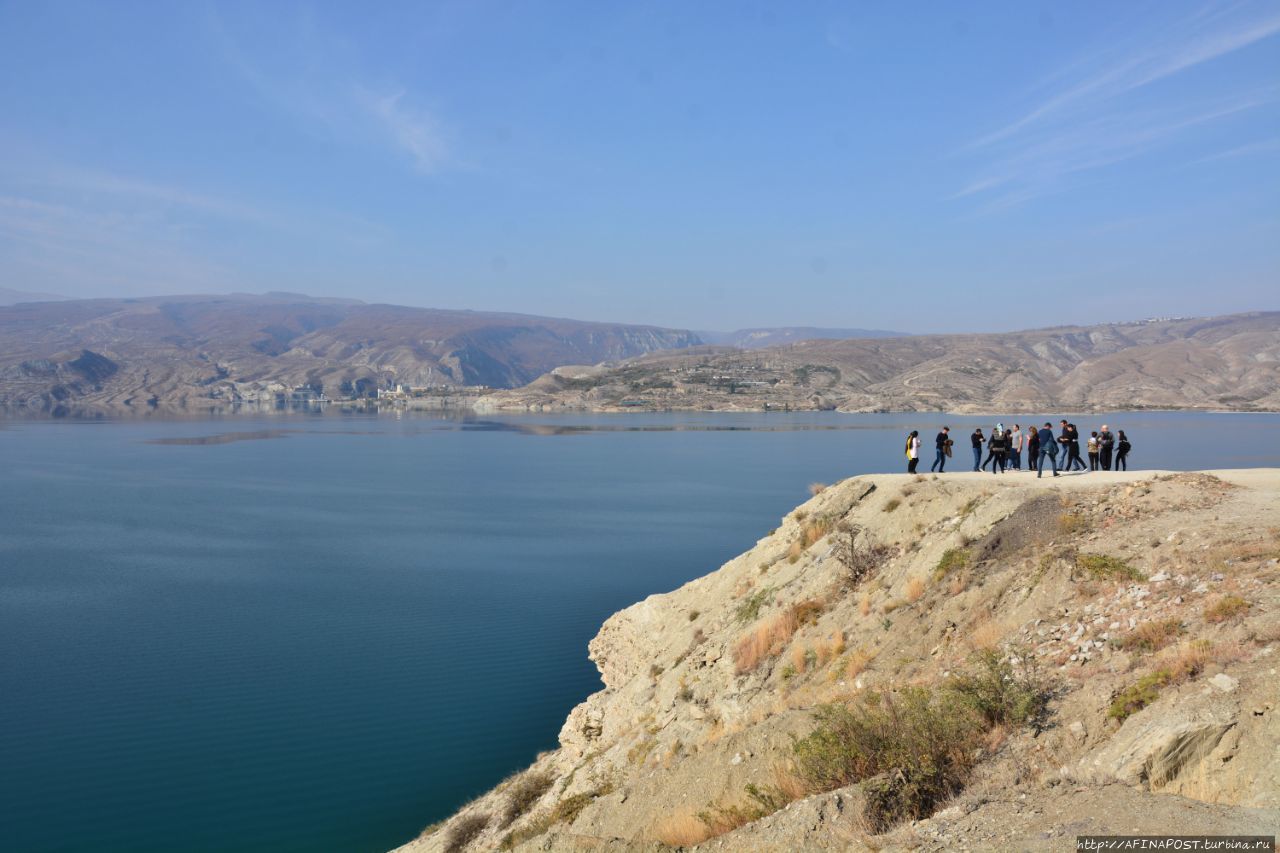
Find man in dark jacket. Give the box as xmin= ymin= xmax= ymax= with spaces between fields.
xmin=1061 ymin=420 xmax=1086 ymax=471
xmin=1036 ymin=423 xmax=1060 ymax=478
xmin=931 ymin=427 xmax=950 ymax=472
xmin=971 ymin=428 xmax=985 ymax=472
xmin=1098 ymin=425 xmax=1115 ymax=470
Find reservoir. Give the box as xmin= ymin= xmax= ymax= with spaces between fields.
xmin=2 ymin=410 xmax=1277 ymax=852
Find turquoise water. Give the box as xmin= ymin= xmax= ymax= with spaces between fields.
xmin=1 ymin=411 xmax=1277 ymax=852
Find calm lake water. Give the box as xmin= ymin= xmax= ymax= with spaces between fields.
xmin=2 ymin=410 xmax=1277 ymax=852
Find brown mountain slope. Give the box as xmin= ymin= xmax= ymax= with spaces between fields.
xmin=476 ymin=312 xmax=1280 ymax=413
xmin=0 ymin=293 xmax=701 ymax=412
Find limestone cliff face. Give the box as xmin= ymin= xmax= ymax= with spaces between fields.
xmin=402 ymin=470 xmax=1280 ymax=852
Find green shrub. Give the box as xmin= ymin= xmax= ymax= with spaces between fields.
xmin=933 ymin=548 xmax=970 ymax=582
xmin=1076 ymin=554 xmax=1144 ymax=581
xmin=1108 ymin=670 xmax=1170 ymax=721
xmin=793 ymin=688 xmax=982 ymax=831
xmin=946 ymin=649 xmax=1049 ymax=728
xmin=791 ymin=652 xmax=1050 ymax=832
xmin=735 ymin=587 xmax=773 ymax=623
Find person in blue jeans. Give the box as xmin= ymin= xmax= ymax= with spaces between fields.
xmin=1036 ymin=422 xmax=1060 ymax=478
xmin=931 ymin=426 xmax=950 ymax=472
xmin=970 ymin=428 xmax=985 ymax=471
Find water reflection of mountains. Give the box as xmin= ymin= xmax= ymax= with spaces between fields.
xmin=145 ymin=420 xmax=880 ymax=445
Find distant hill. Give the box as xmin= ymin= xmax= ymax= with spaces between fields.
xmin=697 ymin=326 xmax=906 ymax=348
xmin=484 ymin=312 xmax=1280 ymax=413
xmin=0 ymin=293 xmax=702 ymax=412
xmin=0 ymin=287 xmax=67 ymax=306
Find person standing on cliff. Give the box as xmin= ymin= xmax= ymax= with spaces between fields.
xmin=1027 ymin=424 xmax=1040 ymax=468
xmin=971 ymin=427 xmax=985 ymax=471
xmin=1036 ymin=422 xmax=1060 ymax=478
xmin=1099 ymin=425 xmax=1115 ymax=470
xmin=1060 ymin=420 xmax=1086 ymax=471
xmin=1008 ymin=424 xmax=1023 ymax=470
xmin=1115 ymin=430 xmax=1131 ymax=471
xmin=931 ymin=427 xmax=950 ymax=472
xmin=906 ymin=430 xmax=921 ymax=474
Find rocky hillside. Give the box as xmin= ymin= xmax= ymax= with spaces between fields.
xmin=474 ymin=312 xmax=1280 ymax=413
xmin=402 ymin=469 xmax=1280 ymax=852
xmin=696 ymin=327 xmax=906 ymax=348
xmin=0 ymin=293 xmax=701 ymax=413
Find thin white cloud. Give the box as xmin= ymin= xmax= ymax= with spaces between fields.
xmin=357 ymin=88 xmax=450 ymax=174
xmin=206 ymin=5 xmax=452 ymax=176
xmin=1190 ymin=135 xmax=1280 ymax=164
xmin=953 ymin=2 xmax=1280 ymax=212
xmin=972 ymin=6 xmax=1280 ymax=149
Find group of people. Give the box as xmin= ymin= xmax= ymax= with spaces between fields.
xmin=904 ymin=421 xmax=1132 ymax=478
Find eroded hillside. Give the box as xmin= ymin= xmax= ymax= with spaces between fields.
xmin=475 ymin=312 xmax=1280 ymax=414
xmin=403 ymin=469 xmax=1280 ymax=852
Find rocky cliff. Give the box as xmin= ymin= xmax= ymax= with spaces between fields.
xmin=401 ymin=469 xmax=1280 ymax=852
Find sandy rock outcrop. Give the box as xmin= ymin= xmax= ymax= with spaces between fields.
xmin=400 ymin=469 xmax=1280 ymax=852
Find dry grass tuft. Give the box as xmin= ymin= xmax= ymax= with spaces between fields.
xmin=653 ymin=811 xmax=712 ymax=846
xmin=844 ymin=648 xmax=873 ymax=680
xmin=733 ymin=599 xmax=827 ymax=674
xmin=444 ymin=813 xmax=490 ymax=853
xmin=883 ymin=498 xmax=902 ymax=513
xmin=1204 ymin=595 xmax=1250 ymax=623
xmin=1118 ymin=618 xmax=1184 ymax=653
xmin=859 ymin=592 xmax=872 ymax=617
xmin=1057 ymin=512 xmax=1089 ymax=535
xmin=968 ymin=619 xmax=1009 ymax=651
xmin=904 ymin=577 xmax=926 ymax=603
xmin=809 ymin=482 xmax=827 ymax=496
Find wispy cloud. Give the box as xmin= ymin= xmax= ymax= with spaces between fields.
xmin=955 ymin=2 xmax=1280 ymax=210
xmin=206 ymin=6 xmax=452 ymax=175
xmin=1190 ymin=135 xmax=1280 ymax=164
xmin=356 ymin=88 xmax=450 ymax=174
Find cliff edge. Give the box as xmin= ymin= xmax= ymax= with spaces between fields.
xmin=400 ymin=470 xmax=1280 ymax=851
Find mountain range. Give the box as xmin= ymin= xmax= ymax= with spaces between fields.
xmin=482 ymin=311 xmax=1280 ymax=413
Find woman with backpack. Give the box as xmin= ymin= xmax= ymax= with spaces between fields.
xmin=1115 ymin=430 xmax=1131 ymax=471
xmin=905 ymin=430 xmax=920 ymax=473
xmin=986 ymin=425 xmax=1008 ymax=473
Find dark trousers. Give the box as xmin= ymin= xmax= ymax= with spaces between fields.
xmin=1115 ymin=450 xmax=1127 ymax=471
xmin=931 ymin=448 xmax=946 ymax=472
xmin=908 ymin=457 xmax=919 ymax=473
xmin=1066 ymin=444 xmax=1086 ymax=471
xmin=1089 ymin=452 xmax=1099 ymax=471
xmin=992 ymin=451 xmax=1007 ymax=473
xmin=1100 ymin=447 xmax=1112 ymax=470
xmin=1008 ymin=448 xmax=1021 ymax=469
xmin=1037 ymin=449 xmax=1058 ymax=477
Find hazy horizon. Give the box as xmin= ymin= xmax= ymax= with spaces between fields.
xmin=2 ymin=2 xmax=1277 ymax=333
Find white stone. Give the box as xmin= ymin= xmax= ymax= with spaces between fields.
xmin=1209 ymin=673 xmax=1239 ymax=693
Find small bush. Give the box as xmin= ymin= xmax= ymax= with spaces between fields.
xmin=809 ymin=482 xmax=827 ymax=496
xmin=793 ymin=689 xmax=982 ymax=832
xmin=933 ymin=548 xmax=970 ymax=582
xmin=792 ymin=652 xmax=1049 ymax=831
xmin=1204 ymin=595 xmax=1250 ymax=623
xmin=1108 ymin=670 xmax=1170 ymax=722
xmin=502 ymin=772 xmax=555 ymax=826
xmin=883 ymin=498 xmax=901 ymax=513
xmin=687 ymin=609 xmax=700 ymax=622
xmin=444 ymin=813 xmax=490 ymax=853
xmin=1118 ymin=618 xmax=1183 ymax=653
xmin=1076 ymin=554 xmax=1144 ymax=581
xmin=834 ymin=523 xmax=893 ymax=587
xmin=732 ymin=599 xmax=826 ymax=674
xmin=904 ymin=577 xmax=926 ymax=602
xmin=1057 ymin=512 xmax=1088 ymax=534
xmin=735 ymin=587 xmax=773 ymax=623
xmin=946 ymin=649 xmax=1049 ymax=728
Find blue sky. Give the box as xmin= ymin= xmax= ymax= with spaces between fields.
xmin=0 ymin=1 xmax=1277 ymax=332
